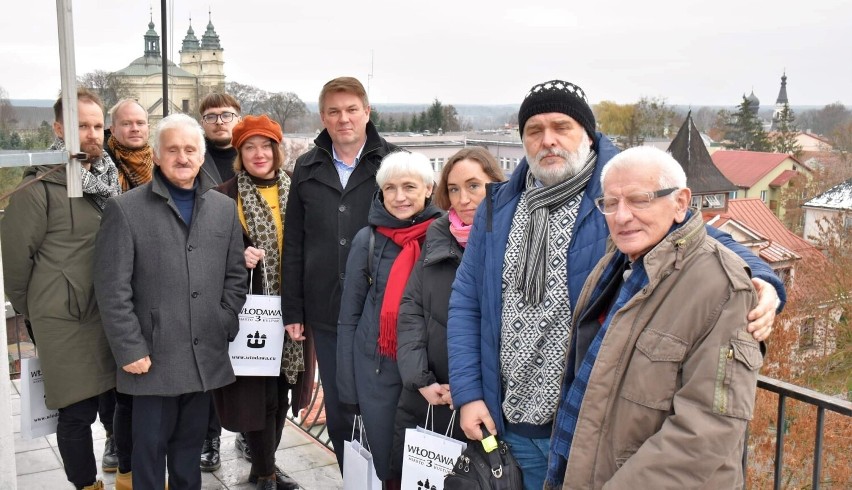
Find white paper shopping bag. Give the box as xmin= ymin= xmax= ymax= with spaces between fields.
xmin=20 ymin=357 xmax=60 ymax=439
xmin=343 ymin=416 xmax=382 ymax=489
xmin=229 ymin=293 xmax=286 ymax=376
xmin=401 ymin=426 xmax=467 ymax=490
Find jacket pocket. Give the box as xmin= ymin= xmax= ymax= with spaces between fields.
xmin=620 ymin=329 xmax=688 ymax=410
xmin=61 ymin=271 xmax=91 ymax=320
xmin=713 ymin=332 xmax=762 ymax=419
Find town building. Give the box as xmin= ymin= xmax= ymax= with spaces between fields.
xmin=112 ymin=13 xmax=226 ymax=121
xmin=711 ymin=150 xmax=812 ymax=218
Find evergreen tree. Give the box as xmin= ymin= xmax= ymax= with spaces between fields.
xmin=725 ymin=96 xmax=770 ymax=151
xmin=771 ymin=103 xmax=803 ymax=156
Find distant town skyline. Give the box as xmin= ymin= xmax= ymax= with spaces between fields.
xmin=2 ymin=0 xmax=850 ymax=107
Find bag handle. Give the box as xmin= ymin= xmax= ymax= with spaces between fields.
xmin=350 ymin=415 xmax=372 ymax=452
xmin=445 ymin=410 xmax=457 ymax=438
xmin=479 ymin=423 xmax=506 ymax=478
xmin=423 ymin=403 xmax=435 ymax=431
xmin=248 ymin=256 xmax=273 ymax=295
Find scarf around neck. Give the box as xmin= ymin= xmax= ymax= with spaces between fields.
xmin=375 ymin=218 xmax=436 ymax=359
xmin=108 ymin=135 xmax=154 ymax=191
xmin=448 ymin=209 xmax=472 ymax=247
xmin=515 ymin=150 xmax=597 ymax=304
xmin=50 ymin=138 xmax=121 ymax=210
xmin=237 ymin=170 xmax=304 ymax=383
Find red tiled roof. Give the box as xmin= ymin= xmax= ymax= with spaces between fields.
xmin=769 ymin=169 xmax=798 ymax=187
xmin=711 ymin=150 xmax=804 ymax=187
xmin=723 ymin=198 xmax=822 ymax=261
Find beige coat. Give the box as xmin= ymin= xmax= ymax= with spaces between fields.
xmin=561 ymin=211 xmax=762 ymax=489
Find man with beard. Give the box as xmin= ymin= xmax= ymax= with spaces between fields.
xmin=106 ymin=98 xmax=154 ymax=191
xmin=447 ymin=80 xmax=786 ymax=490
xmin=199 ymin=92 xmax=241 ymax=184
xmin=2 ymin=87 xmax=121 ymax=490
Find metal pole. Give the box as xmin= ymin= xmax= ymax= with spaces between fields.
xmin=773 ymin=394 xmax=786 ymax=490
xmin=56 ymin=0 xmax=82 ymax=198
xmin=161 ymin=0 xmax=169 ymax=117
xmin=812 ymin=407 xmax=825 ymax=489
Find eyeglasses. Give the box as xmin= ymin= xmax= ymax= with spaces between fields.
xmin=201 ymin=112 xmax=238 ymax=124
xmin=594 ymin=188 xmax=678 ymax=215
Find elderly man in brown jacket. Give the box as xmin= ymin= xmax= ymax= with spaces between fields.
xmin=545 ymin=146 xmax=762 ymax=489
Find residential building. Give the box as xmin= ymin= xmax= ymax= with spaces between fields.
xmin=711 ymin=150 xmax=813 ymax=218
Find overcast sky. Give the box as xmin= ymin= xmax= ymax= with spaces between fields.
xmin=2 ymin=0 xmax=850 ymax=107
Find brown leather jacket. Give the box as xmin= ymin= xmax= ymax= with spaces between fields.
xmin=560 ymin=211 xmax=762 ymax=489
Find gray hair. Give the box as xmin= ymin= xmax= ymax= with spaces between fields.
xmin=152 ymin=113 xmax=206 ymax=157
xmin=600 ymin=146 xmax=686 ymax=191
xmin=376 ymin=151 xmax=433 ymax=188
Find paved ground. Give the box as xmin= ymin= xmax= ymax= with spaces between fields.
xmin=10 ymin=379 xmax=344 ymax=489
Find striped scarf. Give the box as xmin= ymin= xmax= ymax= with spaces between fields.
xmin=514 ymin=151 xmax=596 ymax=304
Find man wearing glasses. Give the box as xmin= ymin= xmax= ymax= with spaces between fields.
xmin=199 ymin=92 xmax=242 ymax=184
xmin=545 ymin=146 xmax=760 ymax=488
xmin=447 ymin=79 xmax=785 ymax=489
xmin=195 ymin=92 xmax=242 ymax=472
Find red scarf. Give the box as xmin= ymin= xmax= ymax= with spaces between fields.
xmin=375 ymin=218 xmax=435 ymax=359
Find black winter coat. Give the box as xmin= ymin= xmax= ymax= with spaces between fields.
xmin=391 ymin=215 xmax=467 ymax=475
xmin=337 ymin=192 xmax=442 ymax=480
xmin=281 ymin=122 xmax=398 ymax=332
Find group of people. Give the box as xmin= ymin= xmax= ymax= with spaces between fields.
xmin=1 ymin=75 xmax=785 ymax=490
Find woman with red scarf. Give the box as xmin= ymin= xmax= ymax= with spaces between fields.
xmin=337 ymin=151 xmax=442 ymax=489
xmin=390 ymin=147 xmax=506 ymax=476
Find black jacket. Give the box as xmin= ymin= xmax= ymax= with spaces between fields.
xmin=281 ymin=122 xmax=398 ymax=332
xmin=391 ymin=214 xmax=467 ymax=476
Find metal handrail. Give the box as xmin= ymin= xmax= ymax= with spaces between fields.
xmin=744 ymin=375 xmax=852 ymax=490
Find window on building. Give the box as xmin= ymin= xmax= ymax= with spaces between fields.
xmin=691 ymin=196 xmax=702 ymax=209
xmin=799 ymin=317 xmax=815 ymax=349
xmin=702 ymin=194 xmax=724 ymax=209
xmin=182 ymin=99 xmax=190 ymax=113
xmin=760 ymin=190 xmax=768 ymax=203
xmin=844 ymin=215 xmax=852 ymax=229
xmin=729 ymin=191 xmax=738 ymax=199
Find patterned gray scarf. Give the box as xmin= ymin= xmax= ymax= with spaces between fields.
xmin=50 ymin=138 xmax=121 ymax=209
xmin=236 ymin=170 xmax=304 ymax=383
xmin=514 ymin=150 xmax=597 ymax=304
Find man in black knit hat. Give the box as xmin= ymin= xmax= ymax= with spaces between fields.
xmin=447 ymin=80 xmax=785 ymax=489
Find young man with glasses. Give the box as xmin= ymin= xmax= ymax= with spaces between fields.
xmin=199 ymin=92 xmax=242 ymax=184
xmin=195 ymin=92 xmax=242 ymax=472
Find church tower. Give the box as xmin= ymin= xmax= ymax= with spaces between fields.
xmin=771 ymin=71 xmax=789 ymax=131
xmin=179 ymin=11 xmax=225 ymax=95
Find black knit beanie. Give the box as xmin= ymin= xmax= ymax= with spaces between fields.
xmin=518 ymin=80 xmax=596 ymax=140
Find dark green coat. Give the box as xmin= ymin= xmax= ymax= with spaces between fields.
xmin=1 ymin=165 xmax=116 ymax=409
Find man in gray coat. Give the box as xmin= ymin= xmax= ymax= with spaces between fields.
xmin=94 ymin=113 xmax=247 ymax=490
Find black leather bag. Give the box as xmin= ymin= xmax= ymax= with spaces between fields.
xmin=443 ymin=427 xmax=522 ymax=489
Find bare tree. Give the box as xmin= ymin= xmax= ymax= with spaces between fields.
xmin=281 ymin=138 xmax=310 ymax=173
xmin=263 ymin=92 xmax=308 ymax=132
xmin=0 ymin=85 xmax=17 ymax=130
xmin=77 ymin=70 xmax=132 ymax=111
xmin=225 ymin=81 xmax=269 ymax=115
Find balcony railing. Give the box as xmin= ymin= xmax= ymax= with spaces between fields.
xmin=7 ymin=317 xmax=851 ymax=482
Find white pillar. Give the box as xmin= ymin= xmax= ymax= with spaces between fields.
xmin=0 ymin=241 xmax=17 ymax=489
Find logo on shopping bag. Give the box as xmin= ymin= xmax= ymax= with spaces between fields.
xmin=240 ymin=306 xmax=282 ymax=323
xmin=406 ymin=444 xmax=457 ymax=469
xmin=417 ymin=479 xmax=437 ymax=490
xmin=246 ymin=330 xmax=267 ymax=348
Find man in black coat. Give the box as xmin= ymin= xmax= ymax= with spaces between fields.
xmin=281 ymin=76 xmax=398 ymax=471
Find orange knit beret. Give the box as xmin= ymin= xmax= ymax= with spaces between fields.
xmin=231 ymin=115 xmax=283 ymax=149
